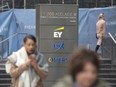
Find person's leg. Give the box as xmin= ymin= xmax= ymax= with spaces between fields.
xmin=95 ymin=35 xmax=102 ymax=52
xmin=95 ymin=45 xmax=100 ymax=52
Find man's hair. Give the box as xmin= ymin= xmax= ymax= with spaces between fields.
xmin=68 ymin=48 xmax=100 ymax=81
xmin=23 ymin=35 xmax=36 ymax=43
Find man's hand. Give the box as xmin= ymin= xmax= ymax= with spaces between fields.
xmin=29 ymin=54 xmax=48 ymax=79
xmin=25 ymin=58 xmax=31 ymax=67
xmin=29 ymin=54 xmax=38 ymax=68
xmin=31 ymin=60 xmax=37 ymax=68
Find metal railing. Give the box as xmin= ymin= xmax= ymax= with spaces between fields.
xmin=108 ymin=32 xmax=116 ymax=66
xmin=0 ymin=0 xmax=10 ymax=11
xmin=108 ymin=32 xmax=116 ymax=44
xmin=0 ymin=33 xmax=28 ymax=62
xmin=0 ymin=0 xmax=115 ymax=10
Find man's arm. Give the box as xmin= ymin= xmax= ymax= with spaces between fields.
xmin=32 ymin=63 xmax=48 ymax=79
xmin=8 ymin=60 xmax=28 ymax=78
xmin=6 ymin=53 xmax=31 ymax=78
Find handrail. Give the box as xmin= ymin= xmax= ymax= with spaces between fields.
xmin=108 ymin=32 xmax=116 ymax=44
xmin=0 ymin=33 xmax=28 ymax=46
xmin=0 ymin=33 xmax=18 ymax=44
xmin=0 ymin=33 xmax=18 ymax=62
xmin=108 ymin=32 xmax=116 ymax=67
xmin=0 ymin=33 xmax=27 ymax=62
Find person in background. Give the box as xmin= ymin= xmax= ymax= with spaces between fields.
xmin=52 ymin=48 xmax=111 ymax=87
xmin=95 ymin=13 xmax=106 ymax=52
xmin=5 ymin=35 xmax=48 ymax=87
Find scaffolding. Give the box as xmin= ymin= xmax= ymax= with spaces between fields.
xmin=0 ymin=0 xmax=10 ymax=11
xmin=0 ymin=0 xmax=115 ymax=11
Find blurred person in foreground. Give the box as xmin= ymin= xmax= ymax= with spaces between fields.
xmin=5 ymin=35 xmax=48 ymax=87
xmin=95 ymin=13 xmax=106 ymax=52
xmin=52 ymin=48 xmax=111 ymax=87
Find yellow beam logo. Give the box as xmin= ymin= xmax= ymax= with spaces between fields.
xmin=55 ymin=27 xmax=64 ymax=31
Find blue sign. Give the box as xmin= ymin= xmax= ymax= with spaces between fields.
xmin=53 ymin=41 xmax=64 ymax=51
xmin=48 ymin=57 xmax=68 ymax=63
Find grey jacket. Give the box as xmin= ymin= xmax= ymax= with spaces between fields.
xmin=52 ymin=75 xmax=111 ymax=87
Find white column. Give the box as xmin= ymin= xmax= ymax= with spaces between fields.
xmin=49 ymin=0 xmax=51 ymax=4
xmin=12 ymin=0 xmax=14 ymax=9
xmin=111 ymin=0 xmax=114 ymax=6
xmin=2 ymin=0 xmax=3 ymax=11
xmin=96 ymin=0 xmax=97 ymax=7
xmin=76 ymin=0 xmax=78 ymax=6
xmin=62 ymin=0 xmax=64 ymax=4
xmin=24 ymin=0 xmax=26 ymax=9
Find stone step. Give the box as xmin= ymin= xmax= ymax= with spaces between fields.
xmin=0 ymin=68 xmax=6 ymax=74
xmin=0 ymin=63 xmax=5 ymax=68
xmin=100 ymin=64 xmax=112 ymax=68
xmin=0 ymin=74 xmax=11 ymax=78
xmin=109 ymin=83 xmax=116 ymax=87
xmin=99 ymin=78 xmax=116 ymax=83
xmin=0 ymin=78 xmax=11 ymax=84
xmin=99 ymin=69 xmax=116 ymax=73
xmin=100 ymin=58 xmax=112 ymax=64
xmin=0 ymin=84 xmax=11 ymax=87
xmin=99 ymin=73 xmax=116 ymax=78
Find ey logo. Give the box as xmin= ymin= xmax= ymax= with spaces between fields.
xmin=54 ymin=27 xmax=64 ymax=38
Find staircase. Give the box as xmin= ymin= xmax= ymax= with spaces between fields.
xmin=0 ymin=58 xmax=116 ymax=87
xmin=99 ymin=58 xmax=116 ymax=87
xmin=0 ymin=62 xmax=11 ymax=87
